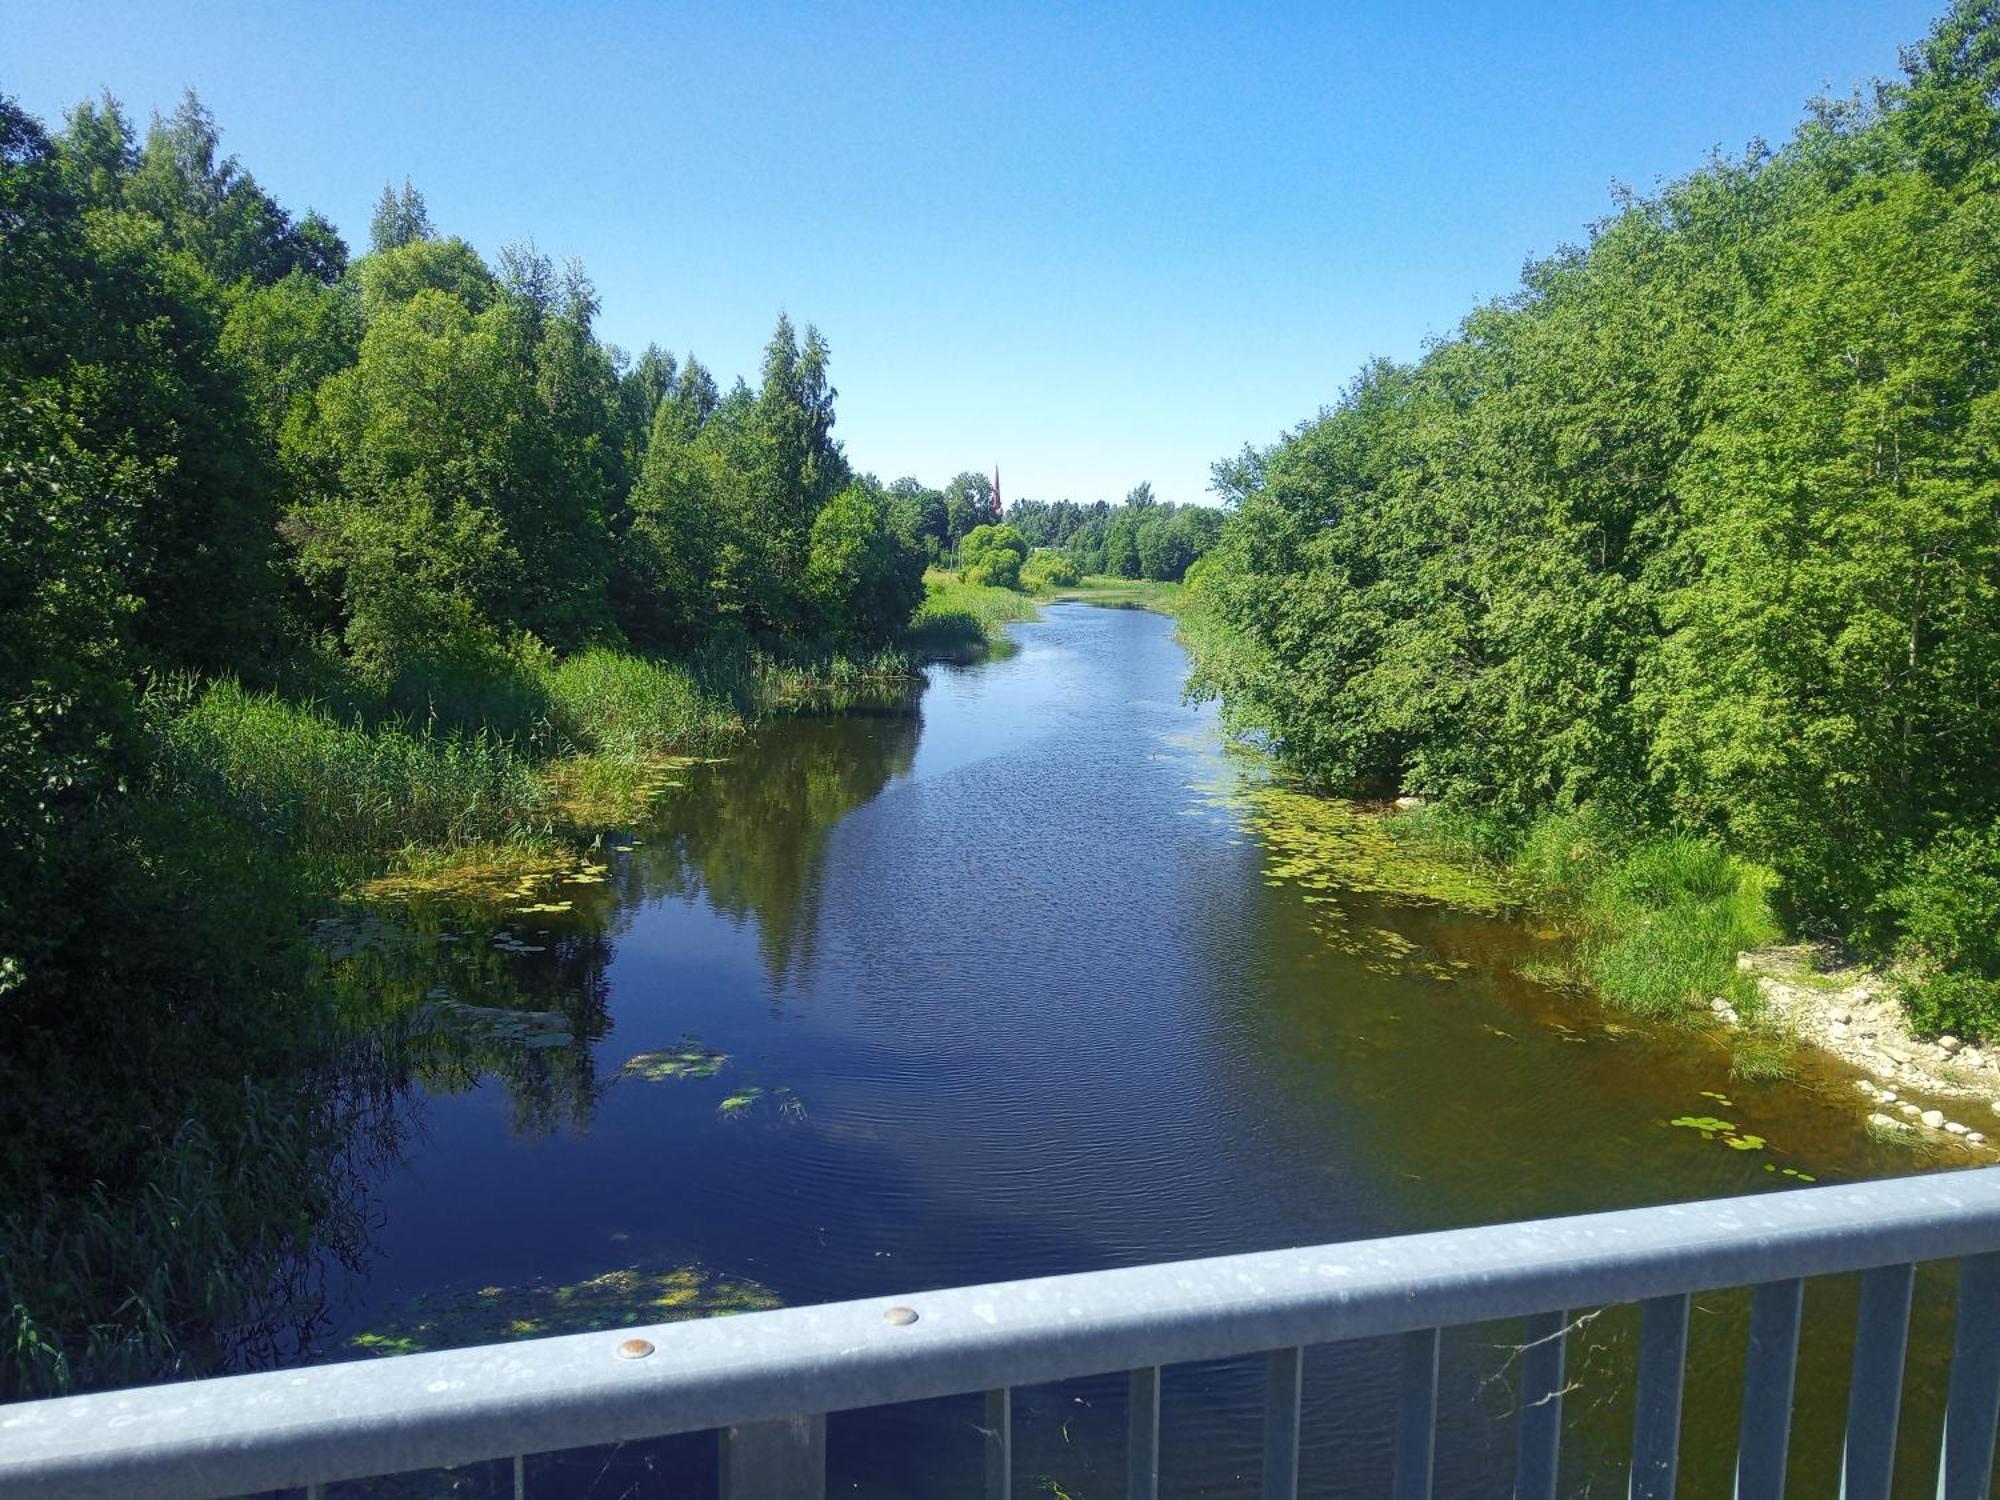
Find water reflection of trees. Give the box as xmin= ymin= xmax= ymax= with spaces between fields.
xmin=308 ymin=695 xmax=917 ymax=1152
xmin=315 ymin=906 xmax=616 ymax=1136
xmin=623 ymin=695 xmax=921 ymax=986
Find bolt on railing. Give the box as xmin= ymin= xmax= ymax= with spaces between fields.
xmin=6 ymin=1168 xmax=2000 ymax=1498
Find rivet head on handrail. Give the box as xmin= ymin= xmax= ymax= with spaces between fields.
xmin=883 ymin=1306 xmax=919 ymax=1327
xmin=615 ymin=1338 xmax=655 ymax=1359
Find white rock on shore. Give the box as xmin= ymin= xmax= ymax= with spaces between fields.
xmin=1740 ymin=944 xmax=2000 ymax=1152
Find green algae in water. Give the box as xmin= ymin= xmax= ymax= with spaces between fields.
xmin=621 ymin=1038 xmax=726 ymax=1082
xmin=1202 ymin=776 xmax=1516 ymax=978
xmin=1237 ymin=783 xmax=1514 ymax=916
xmin=349 ymin=1263 xmax=782 ymax=1357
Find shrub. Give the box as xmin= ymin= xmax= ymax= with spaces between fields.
xmin=959 ymin=524 xmax=1028 ymax=590
xmin=1885 ymin=822 xmax=2000 ymax=1038
xmin=1021 ymin=549 xmax=1080 ymax=590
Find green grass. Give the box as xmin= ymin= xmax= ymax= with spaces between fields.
xmin=543 ymin=647 xmax=744 ymax=756
xmin=1510 ymin=810 xmax=1781 ymax=1021
xmin=1048 ymin=575 xmax=1184 ymax=612
xmin=1389 ymin=800 xmax=1783 ymax=1024
xmin=1729 ymin=1029 xmax=1797 ymax=1082
xmin=752 ymin=643 xmax=915 ymax=711
xmin=909 ymin=571 xmax=1042 ymax=660
xmin=2 ymin=1075 xmax=370 ymax=1401
xmin=154 ymin=679 xmax=545 ymax=874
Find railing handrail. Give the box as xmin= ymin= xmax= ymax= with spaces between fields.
xmin=8 ymin=1167 xmax=2000 ymax=1499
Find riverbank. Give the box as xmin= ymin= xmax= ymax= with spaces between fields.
xmin=909 ymin=571 xmax=1044 ymax=661
xmin=1368 ymin=799 xmax=2000 ymax=1152
xmin=1734 ymin=945 xmax=1997 ymax=1147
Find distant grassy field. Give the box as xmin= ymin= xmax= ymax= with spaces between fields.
xmin=1047 ymin=575 xmax=1184 ymax=613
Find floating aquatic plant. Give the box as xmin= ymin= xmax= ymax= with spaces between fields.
xmin=361 ymin=848 xmax=607 ymax=907
xmin=620 ymin=1039 xmax=727 ymax=1082
xmin=349 ymin=1263 xmax=781 ymax=1357
xmin=716 ymin=1084 xmax=806 ymax=1122
xmin=1672 ymin=1107 xmax=1788 ymax=1159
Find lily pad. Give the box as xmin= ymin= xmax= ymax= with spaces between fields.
xmin=621 ymin=1039 xmax=727 ymax=1083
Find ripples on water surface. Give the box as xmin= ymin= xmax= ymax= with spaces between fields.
xmin=323 ymin=605 xmax=1977 ymax=1498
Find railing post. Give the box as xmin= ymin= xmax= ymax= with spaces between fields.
xmin=1393 ymin=1327 xmax=1439 ymax=1500
xmin=1514 ymin=1309 xmax=1568 ymax=1500
xmin=720 ymin=1415 xmax=826 ymax=1500
xmin=985 ymin=1387 xmax=1012 ymax=1498
xmin=1938 ymin=1252 xmax=2000 ymax=1500
xmin=1840 ymin=1262 xmax=1915 ymax=1500
xmin=1630 ymin=1293 xmax=1690 ymax=1500
xmin=1734 ymin=1278 xmax=1803 ymax=1500
xmin=1262 ymin=1346 xmax=1304 ymax=1500
xmin=1127 ymin=1366 xmax=1161 ymax=1500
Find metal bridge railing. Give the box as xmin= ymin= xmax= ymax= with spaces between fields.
xmin=7 ymin=1167 xmax=2000 ymax=1498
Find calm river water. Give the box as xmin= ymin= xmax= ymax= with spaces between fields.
xmin=320 ymin=604 xmax=1981 ymax=1498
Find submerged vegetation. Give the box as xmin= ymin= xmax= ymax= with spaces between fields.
xmin=1185 ymin=3 xmax=2000 ymax=1039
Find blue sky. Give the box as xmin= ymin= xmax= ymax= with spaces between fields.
xmin=5 ymin=1 xmax=1943 ymax=503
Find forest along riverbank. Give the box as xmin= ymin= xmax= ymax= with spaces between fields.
xmin=287 ymin=603 xmax=1979 ymax=1498
xmin=1172 ymin=7 xmax=2000 ymax=1147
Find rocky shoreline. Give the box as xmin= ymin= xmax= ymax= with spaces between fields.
xmin=1733 ymin=945 xmax=1998 ymax=1152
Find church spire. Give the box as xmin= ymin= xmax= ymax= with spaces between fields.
xmin=992 ymin=465 xmax=1002 ymax=520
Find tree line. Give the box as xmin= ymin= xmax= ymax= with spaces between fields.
xmin=999 ymin=483 xmax=1223 ymax=582
xmin=1183 ymin=1 xmax=2000 ymax=1033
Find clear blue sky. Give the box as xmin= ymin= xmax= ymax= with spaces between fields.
xmin=4 ymin=1 xmax=1944 ymax=504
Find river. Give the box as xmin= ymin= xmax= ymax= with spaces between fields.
xmin=318 ymin=603 xmax=1974 ymax=1498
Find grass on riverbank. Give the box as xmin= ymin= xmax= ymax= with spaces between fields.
xmin=1390 ymin=803 xmax=1785 ymax=1054
xmin=910 ymin=571 xmax=1043 ymax=660
xmin=151 ymin=570 xmax=1024 ymax=906
xmin=1047 ymin=575 xmax=1184 ymax=613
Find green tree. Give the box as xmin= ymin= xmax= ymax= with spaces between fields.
xmin=806 ymin=481 xmax=927 ymax=642
xmin=368 ymin=178 xmax=433 ymax=253
xmin=125 ymin=90 xmax=343 ymax=286
xmin=960 ymin=523 xmax=1029 ymax=589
